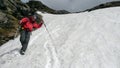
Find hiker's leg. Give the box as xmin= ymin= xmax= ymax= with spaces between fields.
xmin=20 ymin=30 xmax=25 ymax=46
xmin=21 ymin=31 xmax=31 ymax=52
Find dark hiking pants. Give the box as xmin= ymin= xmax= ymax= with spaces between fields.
xmin=20 ymin=30 xmax=31 ymax=52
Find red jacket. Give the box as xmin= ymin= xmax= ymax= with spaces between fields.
xmin=19 ymin=16 xmax=43 ymax=32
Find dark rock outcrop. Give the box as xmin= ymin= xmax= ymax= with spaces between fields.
xmin=27 ymin=1 xmax=70 ymax=14
xmin=85 ymin=1 xmax=120 ymax=12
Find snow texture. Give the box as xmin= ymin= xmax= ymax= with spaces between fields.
xmin=0 ymin=7 xmax=120 ymax=68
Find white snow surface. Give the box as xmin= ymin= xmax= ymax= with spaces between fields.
xmin=0 ymin=7 xmax=120 ymax=68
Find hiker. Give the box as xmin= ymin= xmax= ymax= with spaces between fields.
xmin=19 ymin=12 xmax=43 ymax=55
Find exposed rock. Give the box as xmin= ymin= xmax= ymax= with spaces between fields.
xmin=85 ymin=1 xmax=120 ymax=12
xmin=27 ymin=1 xmax=70 ymax=14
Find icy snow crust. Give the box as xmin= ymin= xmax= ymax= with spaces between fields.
xmin=0 ymin=7 xmax=120 ymax=68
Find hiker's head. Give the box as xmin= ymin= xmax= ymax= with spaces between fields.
xmin=28 ymin=13 xmax=36 ymax=22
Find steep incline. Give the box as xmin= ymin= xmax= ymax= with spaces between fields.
xmin=0 ymin=7 xmax=120 ymax=68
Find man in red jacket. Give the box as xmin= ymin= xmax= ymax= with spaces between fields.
xmin=19 ymin=12 xmax=43 ymax=55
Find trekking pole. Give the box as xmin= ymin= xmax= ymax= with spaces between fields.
xmin=43 ymin=21 xmax=55 ymax=45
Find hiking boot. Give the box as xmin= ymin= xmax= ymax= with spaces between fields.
xmin=20 ymin=50 xmax=25 ymax=55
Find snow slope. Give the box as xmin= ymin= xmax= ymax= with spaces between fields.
xmin=0 ymin=7 xmax=120 ymax=68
